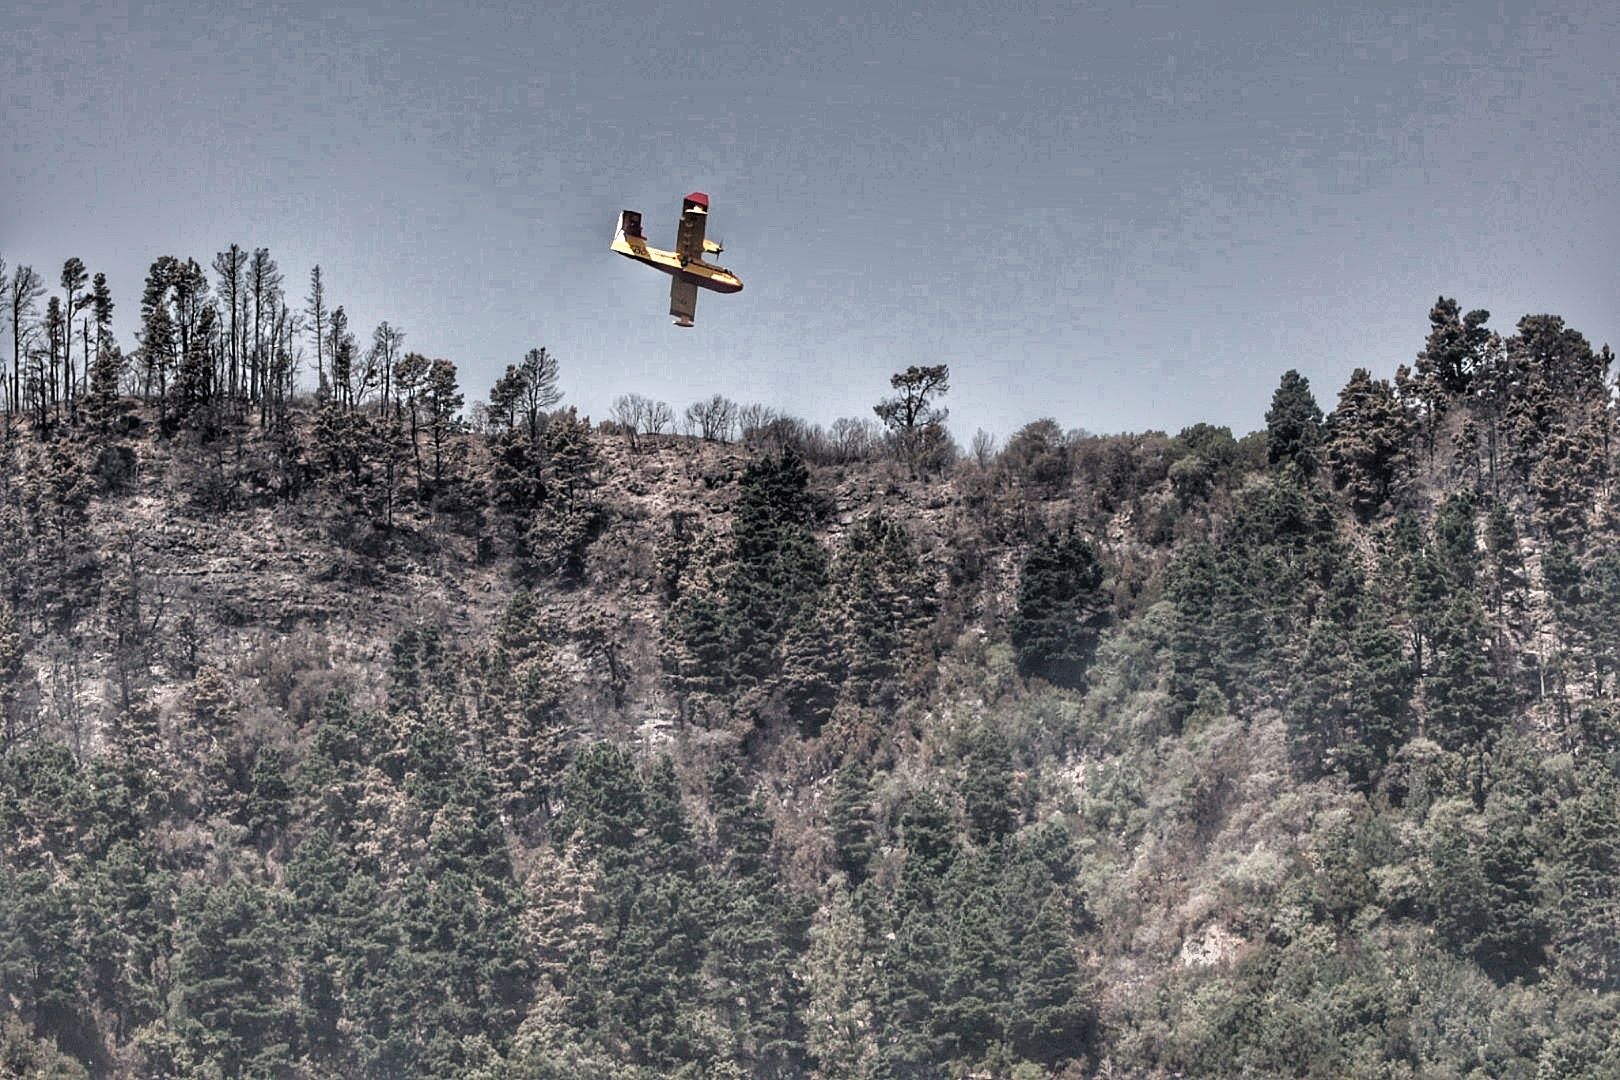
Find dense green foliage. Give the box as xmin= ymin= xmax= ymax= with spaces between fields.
xmin=1 ymin=272 xmax=1619 ymax=1077
xmin=1010 ymin=527 xmax=1108 ymax=688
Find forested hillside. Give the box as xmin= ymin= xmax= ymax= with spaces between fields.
xmin=2 ymin=252 xmax=1619 ymax=1078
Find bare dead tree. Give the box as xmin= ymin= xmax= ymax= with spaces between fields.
xmin=59 ymin=257 xmax=87 ymax=413
xmin=684 ymin=394 xmax=737 ymax=442
xmin=248 ymin=247 xmax=282 ymax=410
xmin=213 ymin=244 xmax=246 ymax=402
xmin=9 ymin=265 xmax=45 ymax=429
xmin=305 ymin=265 xmax=327 ymax=395
xmin=370 ymin=321 xmax=405 ymax=418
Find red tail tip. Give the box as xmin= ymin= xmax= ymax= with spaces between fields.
xmin=685 ymin=191 xmax=710 ymax=209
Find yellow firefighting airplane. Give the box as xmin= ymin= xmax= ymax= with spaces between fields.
xmin=610 ymin=192 xmax=743 ymax=327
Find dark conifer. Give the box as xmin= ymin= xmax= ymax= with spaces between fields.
xmin=1425 ymin=592 xmax=1508 ymax=751
xmin=1324 ymin=367 xmax=1412 ymax=519
xmin=1265 ymin=368 xmax=1324 ymax=473
xmin=1009 ymin=526 xmax=1108 ymax=688
xmin=961 ymin=725 xmax=1017 ymax=847
xmin=1415 ymin=296 xmax=1491 ymax=395
xmin=829 ymin=763 xmax=878 ymax=882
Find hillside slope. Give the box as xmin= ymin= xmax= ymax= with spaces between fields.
xmin=3 ymin=302 xmax=1620 ymax=1078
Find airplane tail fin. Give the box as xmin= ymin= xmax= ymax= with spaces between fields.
xmin=616 ymin=210 xmax=643 ymax=243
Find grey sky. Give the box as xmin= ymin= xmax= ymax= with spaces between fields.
xmin=4 ymin=0 xmax=1616 ymax=441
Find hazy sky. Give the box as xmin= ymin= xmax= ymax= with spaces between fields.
xmin=4 ymin=0 xmax=1617 ymax=441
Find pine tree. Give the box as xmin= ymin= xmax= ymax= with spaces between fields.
xmin=170 ymin=878 xmax=295 ymax=1077
xmin=1006 ymin=893 xmax=1090 ymax=1066
xmin=183 ymin=663 xmax=240 ymax=817
xmin=84 ymin=342 xmax=128 ymax=434
xmin=41 ymin=295 xmax=64 ymax=425
xmin=1414 ymin=296 xmax=1491 ymax=395
xmin=1324 ymin=368 xmax=1412 ymax=519
xmin=709 ymin=761 xmax=773 ymax=883
xmin=640 ymin=756 xmax=700 ymax=878
xmin=1286 ymin=617 xmax=1358 ymax=779
xmin=244 ymin=747 xmax=292 ymax=847
xmin=58 ymin=258 xmax=88 ymax=415
xmin=1483 ymin=501 xmax=1526 ymax=624
xmin=1264 ymin=368 xmax=1324 ymax=473
xmin=0 ymin=598 xmax=27 ymax=752
xmin=665 ymin=450 xmax=829 ymax=706
xmin=1383 ymin=511 xmax=1447 ymax=674
xmin=1164 ymin=477 xmax=1343 ymax=720
xmin=554 ymin=743 xmax=644 ymax=866
xmin=246 ymin=248 xmax=283 ymax=410
xmin=1547 ymin=766 xmax=1620 ymax=990
xmin=541 ymin=408 xmax=595 ymax=498
xmin=809 ymin=513 xmax=936 ymax=713
xmin=1542 ymin=540 xmax=1585 ymax=696
xmin=97 ymin=697 xmax=169 ymax=830
xmin=873 ymin=364 xmax=950 ymax=475
xmin=391 ymin=351 xmax=430 ymax=487
xmin=1473 ymin=785 xmax=1549 ymax=982
xmin=504 ymin=347 xmax=565 ymax=439
xmin=136 ymin=259 xmax=177 ymax=412
xmin=1009 ymin=526 xmax=1109 ymax=688
xmin=935 ymin=854 xmax=1009 ymax=1060
xmin=876 ymin=903 xmax=952 ymax=1075
xmin=1431 ymin=493 xmax=1478 ymax=588
xmin=776 ymin=607 xmax=845 ymax=734
xmin=369 ymin=321 xmax=404 ymax=418
xmin=1501 ymin=315 xmax=1611 ymax=538
xmin=212 ymin=245 xmax=245 ymax=401
xmin=804 ymin=884 xmax=879 ymax=1075
xmin=524 ymin=447 xmax=605 ymax=583
xmin=282 ymin=821 xmax=421 ymax=1073
xmin=0 ymin=866 xmax=88 ymax=1050
xmin=1585 ymin=552 xmax=1620 ymax=695
xmin=1424 ymin=593 xmax=1508 ymax=751
xmin=381 ymin=779 xmax=533 ymax=1076
xmin=523 ymin=845 xmax=600 ymax=991
xmin=1164 ymin=540 xmax=1227 ymax=717
xmin=1346 ymin=615 xmax=1415 ymax=786
xmin=77 ymin=835 xmax=171 ymax=1046
xmin=961 ymin=725 xmax=1017 ymax=847
xmin=487 ymin=430 xmax=544 ymax=528
xmin=423 ymin=358 xmax=464 ymax=493
xmin=706 ymin=812 xmax=813 ymax=1070
xmin=7 ymin=265 xmax=46 ymax=429
xmin=898 ymin=790 xmax=956 ymax=908
xmin=37 ymin=438 xmax=91 ymax=545
xmin=828 ymin=763 xmax=878 ymax=883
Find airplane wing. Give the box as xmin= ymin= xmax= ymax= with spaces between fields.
xmin=669 ymin=277 xmax=698 ymax=327
xmin=675 ymin=192 xmax=709 ymax=264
